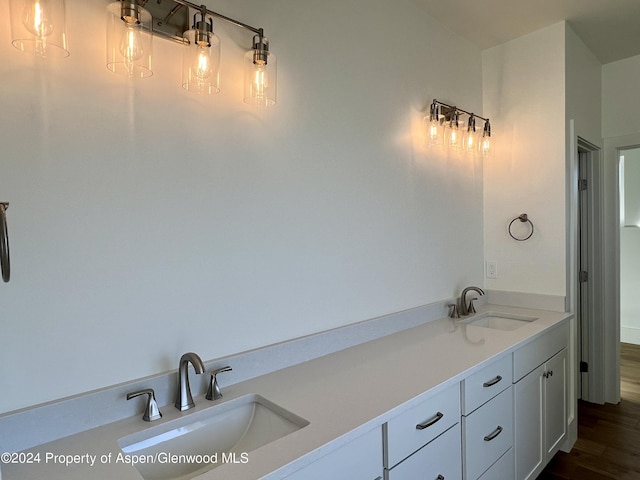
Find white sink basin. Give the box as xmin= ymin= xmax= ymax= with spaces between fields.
xmin=118 ymin=394 xmax=309 ymax=480
xmin=460 ymin=311 xmax=538 ymax=331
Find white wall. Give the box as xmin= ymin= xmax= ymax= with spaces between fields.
xmin=565 ymin=26 xmax=602 ymax=150
xmin=0 ymin=0 xmax=484 ymax=414
xmin=603 ymin=54 xmax=640 ymax=138
xmin=482 ymin=23 xmax=567 ymax=296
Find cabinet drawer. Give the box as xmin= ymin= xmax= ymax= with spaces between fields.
xmin=513 ymin=323 xmax=568 ymax=382
xmin=478 ymin=448 xmax=514 ymax=480
xmin=387 ymin=425 xmax=461 ymax=480
xmin=462 ymin=354 xmax=512 ymax=415
xmin=385 ymin=382 xmax=460 ymax=468
xmin=463 ymin=386 xmax=513 ymax=480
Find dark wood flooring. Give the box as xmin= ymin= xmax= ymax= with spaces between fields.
xmin=537 ymin=342 xmax=640 ymax=479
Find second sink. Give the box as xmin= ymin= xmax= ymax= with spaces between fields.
xmin=118 ymin=394 xmax=309 ymax=480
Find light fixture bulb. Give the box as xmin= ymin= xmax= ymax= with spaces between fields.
xmin=480 ymin=120 xmax=491 ymax=157
xmin=447 ymin=113 xmax=461 ymax=150
xmin=427 ymin=102 xmax=444 ymax=148
xmin=22 ymin=0 xmax=54 ymax=38
xmin=106 ymin=2 xmax=152 ymax=77
xmin=463 ymin=116 xmax=477 ymax=153
xmin=120 ymin=24 xmax=144 ymax=66
xmin=244 ymin=35 xmax=276 ymax=106
xmin=252 ymin=65 xmax=267 ymax=100
xmin=182 ymin=18 xmax=219 ymax=94
xmin=193 ymin=46 xmax=212 ymax=80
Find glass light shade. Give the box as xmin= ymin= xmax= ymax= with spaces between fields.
xmin=106 ymin=2 xmax=153 ymax=78
xmin=182 ymin=29 xmax=220 ymax=94
xmin=243 ymin=40 xmax=277 ymax=107
xmin=480 ymin=120 xmax=491 ymax=157
xmin=480 ymin=134 xmax=491 ymax=157
xmin=427 ymin=117 xmax=444 ymax=148
xmin=9 ymin=0 xmax=69 ymax=58
xmin=446 ymin=118 xmax=462 ymax=150
xmin=463 ymin=121 xmax=479 ymax=154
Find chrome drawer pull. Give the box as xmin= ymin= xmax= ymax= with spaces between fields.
xmin=484 ymin=425 xmax=503 ymax=441
xmin=437 ymin=476 xmax=445 ymax=480
xmin=483 ymin=375 xmax=502 ymax=387
xmin=416 ymin=411 xmax=444 ymax=430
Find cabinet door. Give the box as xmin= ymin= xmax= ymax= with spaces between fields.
xmin=284 ymin=427 xmax=382 ymax=480
xmin=545 ymin=349 xmax=567 ymax=458
xmin=514 ymin=364 xmax=545 ymax=480
xmin=387 ymin=425 xmax=461 ymax=480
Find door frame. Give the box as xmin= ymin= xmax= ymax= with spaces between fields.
xmin=576 ymin=140 xmax=604 ymax=404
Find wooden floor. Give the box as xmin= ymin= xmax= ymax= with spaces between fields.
xmin=537 ymin=343 xmax=640 ymax=479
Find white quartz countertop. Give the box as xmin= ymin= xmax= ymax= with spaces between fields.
xmin=2 ymin=305 xmax=572 ymax=480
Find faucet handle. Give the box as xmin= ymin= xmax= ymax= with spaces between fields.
xmin=127 ymin=388 xmax=162 ymax=422
xmin=206 ymin=366 xmax=232 ymax=401
xmin=468 ymin=297 xmax=479 ymax=314
xmin=447 ymin=303 xmax=459 ymax=318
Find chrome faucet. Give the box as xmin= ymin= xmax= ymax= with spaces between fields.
xmin=175 ymin=352 xmax=205 ymax=411
xmin=458 ymin=286 xmax=485 ymax=316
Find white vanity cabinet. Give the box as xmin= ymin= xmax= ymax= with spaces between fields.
xmin=383 ymin=382 xmax=461 ymax=480
xmin=283 ymin=426 xmax=382 ymax=480
xmin=513 ymin=324 xmax=568 ymax=480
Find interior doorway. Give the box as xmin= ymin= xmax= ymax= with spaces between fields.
xmin=576 ymin=138 xmax=604 ymax=404
xmin=619 ymin=147 xmax=640 ymax=345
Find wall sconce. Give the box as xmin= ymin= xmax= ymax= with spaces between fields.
xmin=9 ymin=0 xmax=70 ymax=58
xmin=427 ymin=99 xmax=492 ymax=157
xmin=107 ymin=0 xmax=277 ymax=105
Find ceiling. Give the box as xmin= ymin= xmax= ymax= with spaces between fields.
xmin=413 ymin=0 xmax=640 ymax=64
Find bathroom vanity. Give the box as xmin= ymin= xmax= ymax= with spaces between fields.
xmin=0 ymin=304 xmax=571 ymax=480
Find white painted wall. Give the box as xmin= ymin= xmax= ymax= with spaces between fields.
xmin=603 ymin=54 xmax=640 ymax=138
xmin=482 ymin=23 xmax=567 ymax=296
xmin=565 ymin=26 xmax=602 ymax=150
xmin=0 ymin=0 xmax=484 ymax=414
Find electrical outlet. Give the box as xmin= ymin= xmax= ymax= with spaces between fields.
xmin=486 ymin=261 xmax=497 ymax=279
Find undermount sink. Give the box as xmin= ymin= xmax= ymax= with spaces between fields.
xmin=118 ymin=394 xmax=309 ymax=480
xmin=460 ymin=311 xmax=538 ymax=331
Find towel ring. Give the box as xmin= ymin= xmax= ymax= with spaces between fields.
xmin=508 ymin=213 xmax=534 ymax=241
xmin=0 ymin=202 xmax=9 ymax=282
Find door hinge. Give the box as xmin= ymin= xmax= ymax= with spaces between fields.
xmin=579 ymin=270 xmax=588 ymax=283
xmin=580 ymin=361 xmax=589 ymax=373
xmin=579 ymin=179 xmax=588 ymax=191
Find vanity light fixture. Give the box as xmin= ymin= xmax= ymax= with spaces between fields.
xmin=427 ymin=99 xmax=492 ymax=157
xmin=106 ymin=0 xmax=277 ymax=105
xmin=9 ymin=0 xmax=70 ymax=58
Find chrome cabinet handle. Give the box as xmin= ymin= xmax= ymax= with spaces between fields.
xmin=543 ymin=370 xmax=554 ymax=379
xmin=437 ymin=476 xmax=445 ymax=480
xmin=484 ymin=425 xmax=503 ymax=441
xmin=483 ymin=375 xmax=503 ymax=388
xmin=0 ymin=202 xmax=9 ymax=283
xmin=416 ymin=411 xmax=444 ymax=430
